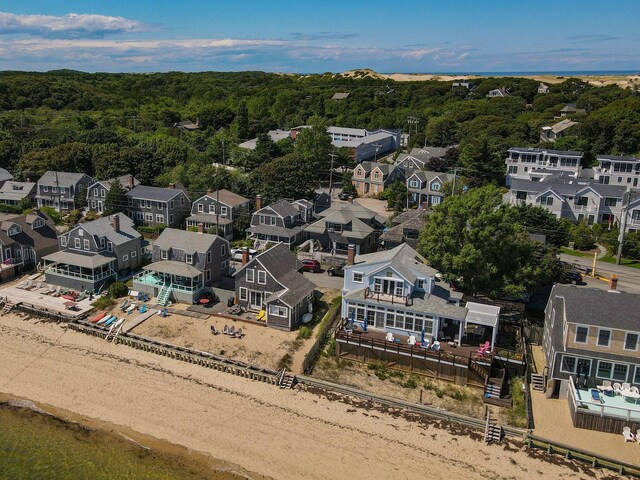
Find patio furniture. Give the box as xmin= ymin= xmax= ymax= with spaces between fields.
xmin=590 ymin=389 xmax=604 ymax=403
xmin=385 ymin=332 xmax=394 ymax=342
xmin=620 ymin=390 xmax=640 ymax=404
xmin=223 ymin=325 xmax=229 ymax=335
xmin=229 ymin=326 xmax=236 ymax=336
xmin=16 ymin=280 xmax=28 ymax=289
xmin=421 ymin=339 xmax=430 ymax=349
xmin=622 ymin=426 xmax=635 ymax=442
xmin=613 ymin=383 xmax=622 ymax=394
xmin=210 ymin=325 xmax=219 ymax=335
xmin=597 ymin=385 xmax=614 ymax=396
xmin=477 ymin=341 xmax=491 ymax=356
xmin=407 ymin=335 xmax=416 ymax=346
xmin=431 ymin=341 xmax=441 ymax=351
xmin=631 ymin=386 xmax=639 ymax=394
xmin=622 ymin=383 xmax=631 ymax=391
xmin=234 ymin=328 xmax=244 ymax=338
xmin=52 ymin=286 xmax=62 ymax=297
xmin=602 ymin=380 xmax=612 ymax=388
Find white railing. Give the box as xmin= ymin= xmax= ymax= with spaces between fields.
xmin=45 ymin=266 xmax=114 ymax=282
xmin=568 ymin=377 xmax=640 ymax=422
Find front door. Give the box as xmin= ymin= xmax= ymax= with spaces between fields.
xmin=249 ymin=291 xmax=263 ymax=310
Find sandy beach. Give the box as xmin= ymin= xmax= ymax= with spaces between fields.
xmin=0 ymin=314 xmax=624 ymax=480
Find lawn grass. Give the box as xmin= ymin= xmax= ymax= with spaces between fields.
xmin=599 ymin=255 xmax=640 ymax=269
xmin=559 ymin=247 xmax=595 ymax=258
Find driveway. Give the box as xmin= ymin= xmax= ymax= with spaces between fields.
xmin=302 ymin=270 xmax=344 ymax=290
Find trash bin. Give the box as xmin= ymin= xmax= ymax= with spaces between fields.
xmin=227 ymin=297 xmax=234 ymax=307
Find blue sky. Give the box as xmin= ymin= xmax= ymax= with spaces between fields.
xmin=0 ymin=1 xmax=639 ymax=73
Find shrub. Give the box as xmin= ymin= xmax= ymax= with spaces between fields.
xmin=325 ymin=339 xmax=336 ymax=356
xmin=506 ymin=377 xmax=527 ymax=428
xmin=108 ymin=281 xmax=129 ymax=298
xmin=297 ymin=325 xmax=312 ymax=339
xmin=40 ymin=206 xmax=62 ymax=225
xmin=277 ymin=353 xmax=293 ymax=369
xmin=402 ymin=377 xmax=417 ymax=389
xmin=91 ymin=296 xmax=115 ymax=310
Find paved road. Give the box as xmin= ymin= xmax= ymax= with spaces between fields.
xmin=560 ymin=253 xmax=640 ymax=294
xmin=302 ymin=270 xmax=343 ymax=290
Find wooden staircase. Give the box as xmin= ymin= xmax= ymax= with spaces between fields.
xmin=483 ymin=368 xmax=513 ymax=407
xmin=2 ymin=301 xmax=15 ymax=315
xmin=484 ymin=408 xmax=503 ymax=443
xmin=531 ymin=373 xmax=545 ymax=392
xmin=277 ymin=368 xmax=296 ymax=389
xmin=156 ymin=285 xmax=172 ymax=306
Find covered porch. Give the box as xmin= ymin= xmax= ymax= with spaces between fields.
xmin=133 ymin=260 xmax=204 ymax=303
xmin=43 ymin=251 xmax=116 ymax=291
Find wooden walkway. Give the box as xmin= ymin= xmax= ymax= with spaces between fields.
xmin=124 ymin=309 xmax=157 ymax=333
xmin=171 ymin=307 xmax=209 ymax=320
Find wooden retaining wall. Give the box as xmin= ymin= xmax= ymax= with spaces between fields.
xmin=302 ymin=303 xmax=341 ymax=374
xmin=568 ymin=394 xmax=640 ymax=433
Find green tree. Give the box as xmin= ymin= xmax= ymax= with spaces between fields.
xmin=104 ymin=181 xmax=127 ymax=215
xmin=235 ymin=101 xmax=249 ymax=140
xmin=511 ymin=204 xmax=571 ymax=247
xmin=341 ymin=172 xmax=357 ymax=196
xmin=570 ymin=221 xmax=596 ymax=251
xmin=294 ymin=116 xmax=332 ymax=174
xmin=425 ymin=116 xmax=458 ymax=146
xmin=75 ymin=184 xmax=88 ymax=210
xmin=233 ymin=207 xmax=251 ymax=239
xmin=250 ymin=153 xmax=314 ymax=203
xmin=378 ymin=180 xmax=407 ymax=213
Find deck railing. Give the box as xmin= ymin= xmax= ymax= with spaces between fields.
xmin=45 ymin=266 xmax=115 ymax=282
xmin=364 ymin=287 xmax=412 ymax=306
xmin=568 ymin=376 xmax=640 ymax=423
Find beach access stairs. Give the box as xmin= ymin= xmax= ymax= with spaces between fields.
xmin=277 ymin=368 xmax=296 ymax=389
xmin=484 ymin=408 xmax=503 ymax=443
xmin=531 ymin=372 xmax=545 ymax=392
xmin=156 ymin=284 xmax=173 ymax=306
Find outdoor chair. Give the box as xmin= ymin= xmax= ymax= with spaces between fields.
xmin=622 ymin=383 xmax=631 ymax=391
xmin=602 ymin=380 xmax=612 ymax=388
xmin=223 ymin=325 xmax=229 ymax=335
xmin=229 ymin=326 xmax=236 ymax=336
xmin=477 ymin=341 xmax=491 ymax=355
xmin=15 ymin=280 xmax=27 ymax=289
xmin=407 ymin=335 xmax=416 ymax=346
xmin=613 ymin=383 xmax=622 ymax=394
xmin=22 ymin=280 xmax=33 ymax=290
xmin=210 ymin=325 xmax=219 ymax=335
xmin=631 ymin=386 xmax=639 ymax=394
xmin=234 ymin=328 xmax=244 ymax=338
xmin=622 ymin=426 xmax=635 ymax=442
xmin=637 ymin=430 xmax=640 ymax=445
xmin=590 ymin=389 xmax=604 ymax=403
xmin=431 ymin=341 xmax=441 ymax=351
xmin=385 ymin=332 xmax=394 ymax=342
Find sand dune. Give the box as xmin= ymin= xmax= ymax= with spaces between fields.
xmin=0 ymin=314 xmax=619 ymax=480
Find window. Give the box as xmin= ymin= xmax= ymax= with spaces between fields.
xmin=409 ymin=179 xmax=419 ymax=188
xmin=540 ymin=196 xmax=553 ymax=206
xmin=145 ymin=213 xmax=153 ymax=222
xmin=431 ymin=182 xmax=441 ymax=191
xmin=574 ymin=326 xmax=589 ymax=344
xmin=597 ymin=329 xmax=611 ymax=347
xmin=416 ymin=279 xmax=424 ymax=290
xmin=161 ymin=249 xmax=168 ymax=260
xmin=198 ymin=204 xmax=204 ymax=212
xmin=221 ymin=206 xmax=228 ymax=216
xmin=156 ymin=214 xmax=164 ymax=224
xmin=61 ymin=236 xmax=67 ymax=247
xmin=100 ymin=238 xmax=105 ymax=249
xmin=508 ymin=166 xmax=518 ymax=174
xmin=239 ymin=287 xmax=248 ymax=301
xmin=221 ymin=244 xmax=227 ymax=256
xmin=604 ymin=197 xmax=617 ymax=207
xmin=353 ymin=272 xmax=363 ymax=283
xmin=101 ymin=189 xmax=106 ymax=198
xmin=209 ymin=204 xmax=216 ymax=213
xmin=83 ymin=239 xmax=90 ymax=250
xmin=268 ymin=304 xmax=288 ymax=317
xmin=43 ymin=185 xmax=48 ymax=192
xmin=206 ymin=269 xmax=211 ymax=281
xmin=107 ymin=241 xmax=113 ymax=252
xmin=207 ymin=251 xmax=212 ymax=263
xmin=93 ymin=188 xmax=98 ymax=197
xmin=258 ymin=270 xmax=266 ymax=285
xmin=52 ymin=186 xmax=57 ymax=193
xmin=624 ymin=333 xmax=638 ymax=351
xmin=123 ymin=254 xmax=129 ymax=262
xmin=246 ymin=269 xmax=254 ymax=283
xmin=131 ymin=250 xmax=137 ymax=258
xmin=635 ymin=366 xmax=640 ymax=384
xmin=597 ymin=361 xmax=629 ymax=381
xmin=185 ymin=254 xmax=192 ymax=264
xmin=560 ymin=355 xmax=576 ymax=373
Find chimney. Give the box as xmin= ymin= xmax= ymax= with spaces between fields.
xmin=207 ymin=188 xmax=213 ymax=195
xmin=112 ymin=214 xmax=120 ymax=232
xmin=197 ymin=222 xmax=204 ymax=234
xmin=347 ymin=244 xmax=355 ymax=266
xmin=609 ymin=274 xmax=618 ymax=291
xmin=168 ymin=183 xmax=176 ymax=190
xmin=255 ymin=194 xmax=262 ymax=211
xmin=241 ymin=247 xmax=250 ymax=266
xmin=347 ymin=195 xmax=354 ymax=204
xmin=421 ymin=201 xmax=428 ymax=211
xmin=129 ymin=174 xmax=135 ymax=190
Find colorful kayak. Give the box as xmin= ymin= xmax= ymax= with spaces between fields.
xmin=113 ymin=318 xmax=125 ymax=329
xmin=97 ymin=315 xmax=112 ymax=325
xmin=91 ymin=312 xmax=107 ymax=324
xmin=104 ymin=316 xmax=117 ymax=326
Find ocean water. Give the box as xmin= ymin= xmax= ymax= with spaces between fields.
xmin=0 ymin=405 xmax=236 ymax=480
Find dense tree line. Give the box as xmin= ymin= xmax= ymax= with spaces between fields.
xmin=0 ymin=70 xmax=639 ymax=203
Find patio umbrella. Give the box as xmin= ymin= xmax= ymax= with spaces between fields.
xmin=420 ymin=328 xmax=425 ymax=344
xmin=363 ymin=317 xmax=367 ymax=332
xmin=349 ymin=310 xmax=355 ymax=325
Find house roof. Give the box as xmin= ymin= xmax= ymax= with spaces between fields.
xmin=465 ymin=302 xmax=500 ymax=328
xmin=238 ymin=129 xmax=291 ymax=150
xmin=549 ymin=119 xmax=578 ymax=134
xmin=38 ymin=171 xmax=91 ymax=186
xmin=154 ymin=228 xmax=224 ymax=255
xmin=0 ymin=211 xmax=57 ymax=252
xmin=331 ymin=92 xmax=350 ymax=100
xmin=75 ymin=213 xmax=140 ymax=247
xmin=550 ymin=285 xmax=640 ymax=331
xmin=91 ymin=175 xmax=139 ymax=192
xmin=508 ymin=147 xmax=584 ymax=157
xmin=380 ymin=211 xmax=427 ymax=244
xmin=0 ymin=168 xmax=12 ymax=182
xmin=305 ymin=208 xmax=377 ymax=240
xmin=44 ymin=250 xmax=115 ymax=269
xmin=186 ymin=214 xmax=232 ymax=226
xmin=597 ymin=154 xmax=640 ymax=164
xmin=0 ymin=181 xmax=35 ymax=201
xmin=510 ymin=176 xmax=625 ymax=199
xmin=560 ymin=104 xmax=586 ymax=113
xmin=246 ymin=224 xmax=304 ymax=238
xmin=144 ymin=260 xmax=202 ymax=278
xmin=127 ymin=185 xmax=185 ymax=202
xmin=197 ymin=189 xmax=249 ymax=208
xmin=262 ymin=199 xmax=300 ymax=218
xmin=350 ymin=243 xmax=437 ymax=284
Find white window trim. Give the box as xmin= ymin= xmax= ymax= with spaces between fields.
xmin=83 ymin=239 xmax=90 ymax=250
xmin=131 ymin=250 xmax=137 ymax=258
xmin=353 ymin=271 xmax=363 ymax=283
xmin=595 ymin=360 xmax=629 ymax=381
xmin=123 ymin=254 xmax=129 ymax=262
xmin=60 ymin=236 xmax=67 ymax=247
xmin=246 ymin=269 xmax=255 ymax=283
xmin=574 ymin=325 xmax=589 ymax=344
xmin=107 ymin=241 xmax=113 ymax=252
xmin=239 ymin=287 xmax=248 ymax=301
xmin=624 ymin=332 xmax=639 ymax=351
xmin=207 ymin=251 xmax=212 ymax=263
xmin=268 ymin=304 xmax=288 ymax=317
xmin=597 ymin=328 xmax=611 ymax=347
xmin=258 ymin=270 xmax=266 ymax=285
xmin=161 ymin=249 xmax=168 ymax=260
xmin=198 ymin=204 xmax=204 ymax=212
xmin=559 ymin=355 xmax=578 ymax=374
xmin=185 ymin=253 xmax=193 ymax=264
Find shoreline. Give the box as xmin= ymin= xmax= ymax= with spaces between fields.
xmin=0 ymin=393 xmax=258 ymax=480
xmin=0 ymin=313 xmax=621 ymax=479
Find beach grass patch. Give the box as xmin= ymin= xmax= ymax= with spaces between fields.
xmin=91 ymin=296 xmax=115 ymax=310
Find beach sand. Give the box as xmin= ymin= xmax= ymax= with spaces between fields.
xmin=0 ymin=314 xmax=624 ymax=480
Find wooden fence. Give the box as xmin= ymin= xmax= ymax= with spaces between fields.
xmin=302 ymin=302 xmax=341 ymax=374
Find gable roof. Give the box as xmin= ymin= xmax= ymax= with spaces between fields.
xmin=0 ymin=210 xmax=57 ymax=252
xmin=350 ymin=243 xmax=437 ymax=284
xmin=548 ymin=119 xmax=578 ymax=134
xmin=0 ymin=181 xmax=36 ymax=201
xmin=0 ymin=167 xmax=12 ymax=183
xmin=331 ymin=92 xmax=350 ymax=100
xmin=90 ymin=175 xmax=139 ymax=192
xmin=260 ymin=199 xmax=301 ymax=218
xmin=38 ymin=171 xmax=91 ymax=186
xmin=75 ymin=213 xmax=140 ymax=247
xmin=155 ymin=228 xmax=224 ymax=254
xmin=196 ymin=189 xmax=249 ymax=208
xmin=127 ymin=185 xmax=185 ymax=202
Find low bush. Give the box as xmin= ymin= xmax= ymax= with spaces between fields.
xmin=91 ymin=296 xmax=115 ymax=310
xmin=325 ymin=339 xmax=336 ymax=357
xmin=297 ymin=325 xmax=312 ymax=340
xmin=108 ymin=281 xmax=128 ymax=298
xmin=402 ymin=377 xmax=417 ymax=389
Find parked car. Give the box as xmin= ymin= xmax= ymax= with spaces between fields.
xmin=301 ymin=259 xmax=321 ymax=273
xmin=231 ymin=248 xmax=257 ymax=261
xmin=338 ymin=192 xmax=352 ymax=201
xmin=561 ymin=269 xmax=583 ymax=285
xmin=327 ymin=264 xmax=345 ymax=277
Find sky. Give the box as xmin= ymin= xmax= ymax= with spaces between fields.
xmin=0 ymin=1 xmax=639 ymax=73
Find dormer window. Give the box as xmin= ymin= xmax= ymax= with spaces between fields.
xmin=373 ymin=171 xmax=380 ymax=180
xmin=431 ymin=182 xmax=441 ymax=191
xmin=100 ymin=238 xmax=106 ymax=249
xmin=409 ymin=179 xmax=419 ymax=188
xmin=7 ymin=225 xmax=20 ymax=236
xmin=83 ymin=239 xmax=90 ymax=250
xmin=185 ymin=254 xmax=193 ymax=264
xmin=161 ymin=249 xmax=168 ymax=260
xmin=107 ymin=241 xmax=113 ymax=252
xmin=60 ymin=236 xmax=67 ymax=247
xmin=93 ymin=188 xmax=98 ymax=196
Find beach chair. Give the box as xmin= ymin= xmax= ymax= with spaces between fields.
xmin=210 ymin=325 xmax=219 ymax=335
xmin=613 ymin=383 xmax=622 ymax=394
xmin=477 ymin=341 xmax=491 ymax=356
xmin=234 ymin=328 xmax=244 ymax=338
xmin=622 ymin=383 xmax=631 ymax=391
xmin=44 ymin=285 xmax=56 ymax=295
xmin=590 ymin=389 xmax=603 ymax=403
xmin=22 ymin=280 xmax=33 ymax=290
xmin=431 ymin=341 xmax=441 ymax=351
xmin=602 ymin=380 xmax=612 ymax=388
xmin=385 ymin=332 xmax=394 ymax=342
xmin=407 ymin=335 xmax=416 ymax=346
xmin=637 ymin=429 xmax=640 ymax=445
xmin=228 ymin=326 xmax=236 ymax=336
xmin=631 ymin=386 xmax=639 ymax=394
xmin=622 ymin=426 xmax=635 ymax=442
xmin=223 ymin=324 xmax=229 ymax=335
xmin=15 ymin=280 xmax=28 ymax=289
xmin=120 ymin=299 xmax=129 ymax=311
xmin=421 ymin=339 xmax=430 ymax=349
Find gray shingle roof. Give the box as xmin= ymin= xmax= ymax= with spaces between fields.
xmin=196 ymin=189 xmax=249 ymax=208
xmin=0 ymin=168 xmax=12 ymax=182
xmin=154 ymin=228 xmax=224 ymax=255
xmin=38 ymin=171 xmax=91 ymax=186
xmin=77 ymin=213 xmax=140 ymax=247
xmin=265 ymin=199 xmax=300 ymax=218
xmin=127 ymin=185 xmax=185 ymax=202
xmin=352 ymin=243 xmax=437 ymax=284
xmin=0 ymin=181 xmax=35 ymax=202
xmin=0 ymin=211 xmax=58 ymax=253
xmin=144 ymin=260 xmax=202 ymax=277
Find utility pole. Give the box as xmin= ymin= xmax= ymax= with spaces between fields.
xmin=216 ymin=140 xmax=225 ymax=236
xmin=54 ymin=171 xmax=61 ymax=212
xmin=452 ymin=168 xmax=457 ymax=197
xmin=328 ymin=150 xmax=337 ymax=195
xmin=616 ymin=193 xmax=629 ymax=265
xmin=373 ymin=144 xmax=382 ymax=162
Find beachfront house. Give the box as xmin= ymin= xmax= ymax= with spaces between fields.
xmin=505 ymin=147 xmax=585 ymax=187
xmin=186 ymin=189 xmax=251 ymax=240
xmin=234 ymin=243 xmax=315 ymax=331
xmin=132 ymin=226 xmax=230 ymax=305
xmin=542 ymin=284 xmax=640 ymax=433
xmin=486 ymin=87 xmax=510 ymax=98
xmin=0 ymin=181 xmax=36 ymax=207
xmin=125 ymin=184 xmax=191 ymax=229
xmin=351 ymin=161 xmax=405 ymax=197
xmin=0 ymin=211 xmax=58 ymax=280
xmin=538 ymin=83 xmax=550 ymax=94
xmin=43 ymin=213 xmax=142 ymax=293
xmin=35 ymin=171 xmax=93 ymax=213
xmin=87 ymin=175 xmax=139 ymax=214
xmin=304 ymin=202 xmax=386 ymax=254
xmin=245 ymin=197 xmax=314 ymax=248
xmin=559 ymin=104 xmax=586 ymax=117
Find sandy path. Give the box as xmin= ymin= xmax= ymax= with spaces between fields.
xmin=0 ymin=315 xmax=618 ymax=480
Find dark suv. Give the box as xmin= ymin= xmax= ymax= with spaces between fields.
xmin=301 ymin=259 xmax=321 ymax=273
xmin=327 ymin=264 xmax=345 ymax=277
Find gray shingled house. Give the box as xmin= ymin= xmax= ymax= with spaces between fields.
xmin=379 ymin=209 xmax=427 ymax=250
xmin=246 ymin=197 xmax=314 ymax=248
xmin=133 ymin=226 xmax=230 ymax=305
xmin=43 ymin=213 xmax=143 ymax=292
xmin=234 ymin=243 xmax=315 ymax=330
xmin=35 ymin=171 xmax=93 ymax=213
xmin=87 ymin=174 xmax=139 ymax=214
xmin=186 ymin=189 xmax=251 ymax=240
xmin=0 ymin=181 xmax=36 ymax=207
xmin=0 ymin=211 xmax=58 ymax=280
xmin=126 ymin=184 xmax=191 ymax=229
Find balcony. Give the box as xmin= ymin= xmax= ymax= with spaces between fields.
xmin=364 ymin=286 xmax=413 ymax=306
xmin=45 ymin=265 xmax=115 ymax=282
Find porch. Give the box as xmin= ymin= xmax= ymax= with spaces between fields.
xmin=42 ymin=251 xmax=116 ymax=291
xmin=133 ymin=260 xmax=204 ymax=304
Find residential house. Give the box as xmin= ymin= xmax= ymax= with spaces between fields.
xmin=506 ymin=174 xmax=626 ymax=225
xmin=486 ymin=87 xmax=510 ymax=98
xmin=540 ymin=119 xmax=578 ymax=143
xmin=126 ymin=184 xmax=191 ymax=229
xmin=174 ymin=119 xmax=199 ymax=131
xmin=186 ymin=189 xmax=251 ymax=240
xmin=87 ymin=174 xmax=139 ymax=214
xmin=234 ymin=243 xmax=315 ymax=331
xmin=379 ymin=209 xmax=427 ymax=250
xmin=542 ymin=285 xmax=640 ymax=432
xmin=538 ymin=83 xmax=550 ymax=94
xmin=406 ymin=170 xmax=454 ymax=207
xmin=35 ymin=171 xmax=93 ymax=212
xmin=559 ymin=104 xmax=586 ymax=117
xmin=340 ymin=243 xmax=500 ymax=358
xmin=593 ymin=155 xmax=640 ymax=188
xmin=0 ymin=181 xmax=36 ymax=206
xmin=238 ymin=129 xmax=291 ymax=150
xmin=246 ymin=197 xmax=314 ymax=248
xmin=351 ymin=161 xmax=405 ymax=197
xmin=312 ymin=191 xmax=332 ymax=214
xmin=0 ymin=211 xmax=58 ymax=280
xmin=621 ymin=190 xmax=640 ymax=234
xmin=505 ymin=147 xmax=584 ymax=187
xmin=304 ymin=203 xmax=386 ymax=254
xmin=331 ymin=92 xmax=350 ymax=100
xmin=0 ymin=167 xmax=13 ymax=186
xmin=395 ymin=146 xmax=450 ymax=171
xmin=452 ymin=81 xmax=475 ymax=90
xmin=133 ymin=226 xmax=230 ymax=305
xmin=43 ymin=213 xmax=142 ymax=292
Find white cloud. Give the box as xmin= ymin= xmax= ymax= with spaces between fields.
xmin=0 ymin=11 xmax=152 ymax=38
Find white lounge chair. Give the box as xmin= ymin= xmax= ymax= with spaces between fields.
xmin=15 ymin=280 xmax=28 ymax=289
xmin=431 ymin=341 xmax=441 ymax=351
xmin=622 ymin=426 xmax=635 ymax=442
xmin=622 ymin=383 xmax=631 ymax=391
xmin=613 ymin=383 xmax=622 ymax=394
xmin=631 ymin=386 xmax=639 ymax=394
xmin=637 ymin=429 xmax=640 ymax=445
xmin=385 ymin=332 xmax=394 ymax=342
